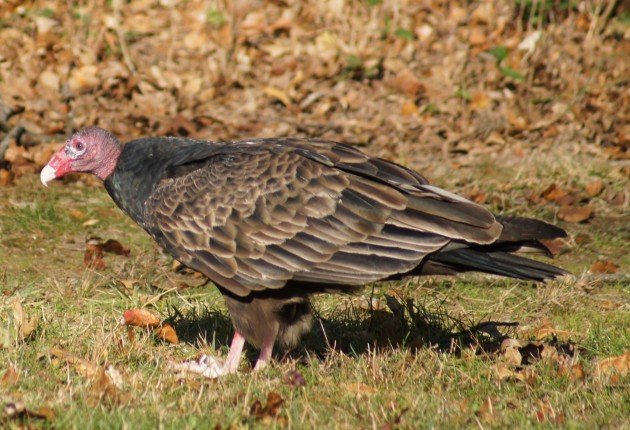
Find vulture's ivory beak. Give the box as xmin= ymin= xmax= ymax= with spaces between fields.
xmin=40 ymin=165 xmax=56 ymax=187
xmin=40 ymin=147 xmax=71 ymax=187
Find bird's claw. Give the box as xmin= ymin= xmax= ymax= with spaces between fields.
xmin=170 ymin=354 xmax=235 ymax=379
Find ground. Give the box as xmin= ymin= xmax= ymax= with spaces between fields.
xmin=0 ymin=1 xmax=628 ymax=428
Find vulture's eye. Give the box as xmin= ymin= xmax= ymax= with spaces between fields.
xmin=66 ymin=139 xmax=87 ymax=158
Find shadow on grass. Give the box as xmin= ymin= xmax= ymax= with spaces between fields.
xmin=298 ymin=295 xmax=520 ymax=361
xmin=165 ymin=295 xmax=520 ymax=363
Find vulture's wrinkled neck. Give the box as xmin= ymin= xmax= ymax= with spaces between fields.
xmin=94 ymin=142 xmax=122 ymax=181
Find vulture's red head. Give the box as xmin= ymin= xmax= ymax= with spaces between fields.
xmin=41 ymin=126 xmax=121 ymax=186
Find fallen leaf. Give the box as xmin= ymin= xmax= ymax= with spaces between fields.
xmin=541 ymin=184 xmax=567 ymax=202
xmin=539 ymin=238 xmax=568 ymax=256
xmin=574 ymin=233 xmax=592 ymax=245
xmin=557 ymin=205 xmax=592 ymax=223
xmin=535 ymin=400 xmax=565 ymax=425
xmin=388 ymin=69 xmax=425 ymax=97
xmin=250 ymin=392 xmax=284 ymax=420
xmin=492 ymin=363 xmax=536 ymax=384
xmin=69 ymin=65 xmax=100 ymax=93
xmin=517 ymin=30 xmax=541 ymax=54
xmin=89 ymin=367 xmax=131 ymax=406
xmin=585 ymin=179 xmax=604 ymax=197
xmin=263 ymin=86 xmax=291 ymax=106
xmin=597 ymin=300 xmax=622 ymax=310
xmin=503 ymin=345 xmax=523 ymax=365
xmin=558 ymin=363 xmax=585 ymax=382
xmin=469 ymin=28 xmax=487 ymax=46
xmin=119 ymin=279 xmax=138 ymax=290
xmin=590 ymin=260 xmax=619 ymax=274
xmin=594 ymin=351 xmax=630 ymax=380
xmin=39 ymin=69 xmax=60 ymax=91
xmin=68 ymin=209 xmax=86 ymax=220
xmin=0 ymin=169 xmax=13 ymax=186
xmin=82 ymin=219 xmax=100 ymax=227
xmin=48 ymin=347 xmax=101 ymax=378
xmin=400 ymin=101 xmax=418 ymax=116
xmin=476 ymin=397 xmax=496 ymax=423
xmin=102 ymin=239 xmax=130 ymax=256
xmin=1 ymin=366 xmax=19 ymax=386
xmin=3 ymin=401 xmax=55 ymax=421
xmin=530 ymin=320 xmax=580 ymax=341
xmin=155 ymin=323 xmax=179 ymax=344
xmin=507 ymin=110 xmax=528 ymax=130
xmin=283 ymin=370 xmax=306 ymax=388
xmin=470 ymin=91 xmax=491 ymax=110
xmin=122 ymin=309 xmax=160 ymax=328
xmin=84 ymin=240 xmax=106 ymax=269
xmin=11 ymin=298 xmax=39 ymax=341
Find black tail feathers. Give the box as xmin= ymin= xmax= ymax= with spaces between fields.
xmin=425 ymin=216 xmax=569 ymax=282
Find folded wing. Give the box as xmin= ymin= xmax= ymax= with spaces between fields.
xmin=145 ymin=140 xmax=503 ymax=297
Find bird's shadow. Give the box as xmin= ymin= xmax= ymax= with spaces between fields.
xmin=167 ymin=295 xmax=518 ymax=364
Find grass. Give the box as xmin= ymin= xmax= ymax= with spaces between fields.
xmin=0 ymin=147 xmax=628 ymax=429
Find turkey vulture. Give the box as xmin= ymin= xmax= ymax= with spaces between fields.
xmin=41 ymin=126 xmax=568 ymax=376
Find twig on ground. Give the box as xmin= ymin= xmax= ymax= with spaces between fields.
xmin=0 ymin=125 xmax=25 ymax=161
xmin=0 ymin=101 xmax=24 ymax=132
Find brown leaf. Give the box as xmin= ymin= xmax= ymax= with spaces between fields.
xmin=89 ymin=367 xmax=131 ymax=406
xmin=283 ymin=370 xmax=306 ymax=388
xmin=400 ymin=101 xmax=418 ymax=116
xmin=585 ymin=179 xmax=604 ymax=197
xmin=388 ymin=69 xmax=425 ymax=98
xmin=0 ymin=169 xmax=13 ymax=186
xmin=263 ymin=86 xmax=292 ymax=106
xmin=475 ymin=397 xmax=496 ymax=423
xmin=570 ymin=363 xmax=585 ymax=381
xmin=507 ymin=110 xmax=528 ymax=130
xmin=590 ymin=260 xmax=619 ymax=274
xmin=492 ymin=363 xmax=536 ymax=384
xmin=155 ymin=323 xmax=179 ymax=344
xmin=530 ymin=320 xmax=580 ymax=341
xmin=539 ymin=238 xmax=568 ymax=256
xmin=48 ymin=347 xmax=100 ymax=378
xmin=250 ymin=392 xmax=284 ymax=420
xmin=574 ymin=233 xmax=592 ymax=245
xmin=470 ymin=91 xmax=491 ymax=110
xmin=68 ymin=209 xmax=86 ymax=220
xmin=557 ymin=205 xmax=592 ymax=223
xmin=535 ymin=400 xmax=565 ymax=425
xmin=1 ymin=366 xmax=19 ymax=386
xmin=469 ymin=28 xmax=487 ymax=46
xmin=102 ymin=239 xmax=130 ymax=256
xmin=84 ymin=239 xmax=106 ymax=269
xmin=11 ymin=298 xmax=38 ymax=341
xmin=3 ymin=401 xmax=55 ymax=421
xmin=594 ymin=351 xmax=630 ymax=379
xmin=122 ymin=309 xmax=160 ymax=328
xmin=541 ymin=184 xmax=567 ymax=202
xmin=68 ymin=65 xmax=100 ymax=93
xmin=597 ymin=300 xmax=622 ymax=310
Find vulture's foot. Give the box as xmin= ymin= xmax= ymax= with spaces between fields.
xmin=171 ymin=331 xmax=246 ymax=379
xmin=253 ymin=334 xmax=275 ymax=370
xmin=171 ymin=354 xmax=228 ymax=378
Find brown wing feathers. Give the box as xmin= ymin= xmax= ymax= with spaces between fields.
xmin=145 ymin=140 xmax=504 ymax=297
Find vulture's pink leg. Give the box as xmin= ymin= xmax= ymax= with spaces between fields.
xmin=224 ymin=331 xmax=246 ymax=373
xmin=254 ymin=335 xmax=275 ymax=370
